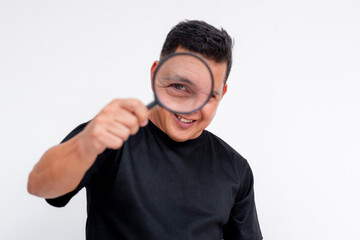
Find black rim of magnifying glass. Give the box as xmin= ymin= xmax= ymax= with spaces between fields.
xmin=150 ymin=52 xmax=214 ymax=115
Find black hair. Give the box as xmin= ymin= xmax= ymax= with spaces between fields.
xmin=160 ymin=20 xmax=234 ymax=82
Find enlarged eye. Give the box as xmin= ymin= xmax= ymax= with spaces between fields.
xmin=165 ymin=82 xmax=193 ymax=98
xmin=171 ymin=84 xmax=186 ymax=91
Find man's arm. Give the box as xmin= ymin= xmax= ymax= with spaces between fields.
xmin=222 ymin=163 xmax=263 ymax=240
xmin=27 ymin=99 xmax=149 ymax=199
xmin=27 ymin=133 xmax=96 ymax=199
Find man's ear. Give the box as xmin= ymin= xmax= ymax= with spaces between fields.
xmin=222 ymin=83 xmax=228 ymax=97
xmin=150 ymin=61 xmax=159 ymax=92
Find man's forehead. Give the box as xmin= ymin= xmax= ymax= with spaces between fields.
xmin=173 ymin=46 xmax=227 ymax=90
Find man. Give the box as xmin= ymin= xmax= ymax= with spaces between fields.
xmin=28 ymin=20 xmax=262 ymax=240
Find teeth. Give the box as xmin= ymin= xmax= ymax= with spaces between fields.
xmin=176 ymin=114 xmax=194 ymax=123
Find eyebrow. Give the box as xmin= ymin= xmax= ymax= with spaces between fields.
xmin=164 ymin=75 xmax=195 ymax=86
xmin=163 ymin=74 xmax=218 ymax=96
xmin=175 ymin=74 xmax=222 ymax=97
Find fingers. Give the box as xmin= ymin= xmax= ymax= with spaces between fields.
xmin=80 ymin=99 xmax=149 ymax=155
xmin=114 ymin=108 xmax=141 ymax=135
xmin=116 ymin=99 xmax=149 ymax=127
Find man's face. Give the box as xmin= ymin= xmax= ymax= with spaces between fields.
xmin=149 ymin=47 xmax=228 ymax=142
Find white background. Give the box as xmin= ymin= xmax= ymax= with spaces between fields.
xmin=1 ymin=0 xmax=359 ymax=239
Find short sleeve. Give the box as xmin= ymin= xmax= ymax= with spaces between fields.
xmin=45 ymin=122 xmax=112 ymax=207
xmin=222 ymin=163 xmax=263 ymax=240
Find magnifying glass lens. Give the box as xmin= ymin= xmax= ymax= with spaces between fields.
xmin=153 ymin=53 xmax=213 ymax=114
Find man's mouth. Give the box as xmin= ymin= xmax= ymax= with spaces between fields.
xmin=175 ymin=114 xmax=194 ymax=123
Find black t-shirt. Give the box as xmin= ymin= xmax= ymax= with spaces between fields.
xmin=46 ymin=121 xmax=262 ymax=240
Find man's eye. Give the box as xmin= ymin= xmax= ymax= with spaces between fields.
xmin=171 ymin=84 xmax=185 ymax=90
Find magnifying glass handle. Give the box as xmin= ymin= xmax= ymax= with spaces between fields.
xmin=147 ymin=100 xmax=156 ymax=110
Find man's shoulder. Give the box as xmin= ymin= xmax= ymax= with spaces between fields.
xmin=205 ymin=130 xmax=249 ymax=166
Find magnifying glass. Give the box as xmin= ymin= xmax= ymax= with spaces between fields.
xmin=147 ymin=52 xmax=214 ymax=115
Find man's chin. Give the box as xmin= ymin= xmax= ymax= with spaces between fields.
xmin=166 ymin=129 xmax=191 ymax=142
xmin=167 ymin=129 xmax=202 ymax=142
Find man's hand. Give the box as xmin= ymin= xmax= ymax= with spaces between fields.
xmin=79 ymin=99 xmax=149 ymax=155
